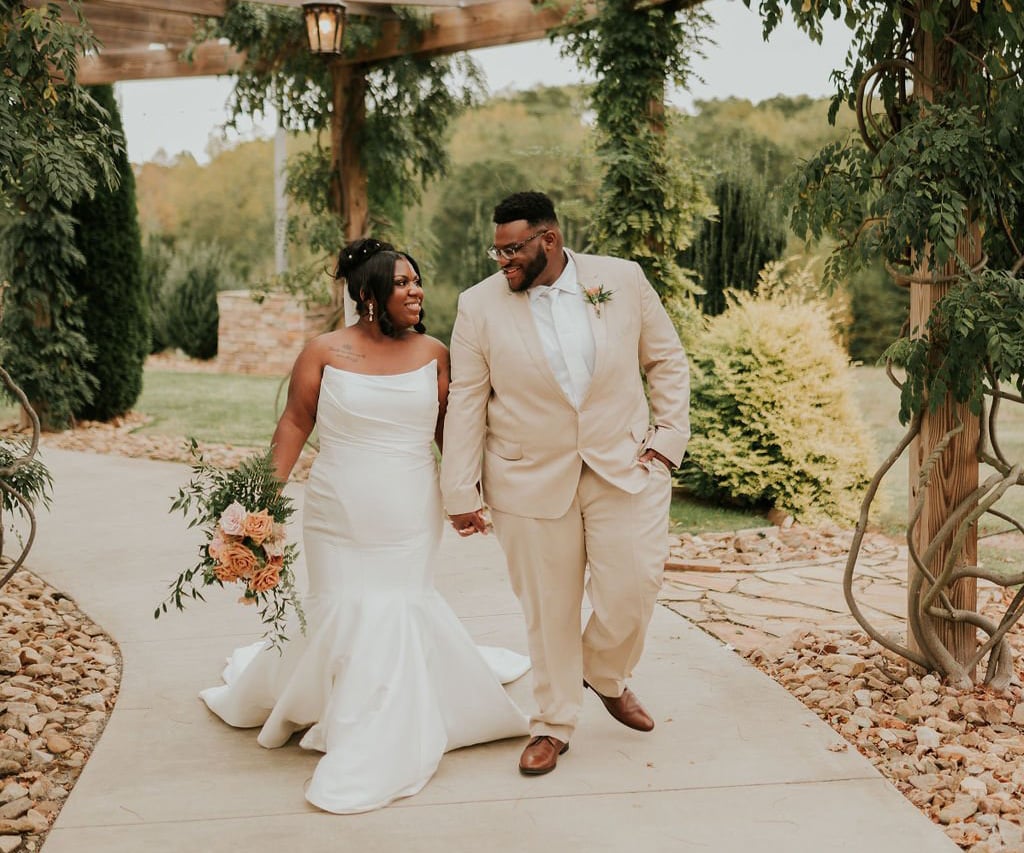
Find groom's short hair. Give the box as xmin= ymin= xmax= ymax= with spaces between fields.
xmin=493 ymin=192 xmax=558 ymax=228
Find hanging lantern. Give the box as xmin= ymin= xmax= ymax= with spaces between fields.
xmin=302 ymin=2 xmax=346 ymax=55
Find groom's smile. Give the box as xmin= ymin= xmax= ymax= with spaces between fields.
xmin=492 ymin=220 xmax=565 ymax=292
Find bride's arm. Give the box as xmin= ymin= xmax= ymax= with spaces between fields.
xmin=434 ymin=344 xmax=451 ymax=453
xmin=270 ymin=340 xmax=323 ymax=482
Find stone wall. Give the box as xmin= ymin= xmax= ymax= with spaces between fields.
xmin=216 ymin=290 xmax=325 ymax=376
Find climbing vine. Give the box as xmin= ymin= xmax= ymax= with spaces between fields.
xmin=747 ymin=0 xmax=1024 ymax=687
xmin=559 ymin=0 xmax=713 ymax=310
xmin=198 ymin=2 xmax=483 ymax=295
xmin=0 ymin=2 xmax=124 ymax=429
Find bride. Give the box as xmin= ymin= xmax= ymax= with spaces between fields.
xmin=199 ymin=238 xmax=530 ymax=814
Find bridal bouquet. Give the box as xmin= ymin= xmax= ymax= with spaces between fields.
xmin=157 ymin=440 xmax=305 ymax=649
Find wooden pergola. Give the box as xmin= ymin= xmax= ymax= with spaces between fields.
xmin=71 ymin=0 xmax=605 ymax=87
xmin=63 ymin=0 xmax=690 ymax=244
xmin=38 ymin=1 xmax=994 ymax=679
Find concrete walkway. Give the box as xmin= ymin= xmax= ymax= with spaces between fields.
xmin=26 ymin=448 xmax=956 ymax=852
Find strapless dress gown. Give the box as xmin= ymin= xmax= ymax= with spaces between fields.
xmin=200 ymin=360 xmax=529 ymax=813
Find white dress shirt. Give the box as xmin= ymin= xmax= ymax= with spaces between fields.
xmin=527 ymin=253 xmax=596 ymax=409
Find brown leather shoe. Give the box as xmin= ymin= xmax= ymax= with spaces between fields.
xmin=584 ymin=681 xmax=655 ymax=732
xmin=518 ymin=735 xmax=569 ymax=776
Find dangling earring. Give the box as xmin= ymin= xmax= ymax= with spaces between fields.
xmin=367 ymin=301 xmax=375 ymax=323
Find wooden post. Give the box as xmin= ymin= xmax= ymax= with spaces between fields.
xmin=906 ymin=11 xmax=980 ymax=673
xmin=329 ymin=62 xmax=369 ymax=327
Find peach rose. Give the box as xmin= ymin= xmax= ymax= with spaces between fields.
xmin=248 ymin=564 xmax=280 ymax=593
xmin=219 ymin=502 xmax=248 ymax=537
xmin=213 ymin=561 xmax=238 ymax=583
xmin=242 ymin=509 xmax=275 ymax=545
xmin=215 ymin=541 xmax=257 ymax=581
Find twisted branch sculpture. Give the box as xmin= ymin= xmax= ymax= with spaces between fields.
xmin=843 ymin=369 xmax=1024 ymax=689
xmin=832 ymin=22 xmax=1024 ymax=689
xmin=0 ymin=365 xmax=43 ymax=590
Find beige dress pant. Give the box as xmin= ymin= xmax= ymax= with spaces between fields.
xmin=490 ymin=461 xmax=673 ymax=742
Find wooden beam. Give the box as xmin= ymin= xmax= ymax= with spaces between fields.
xmin=328 ymin=64 xmax=369 ymax=326
xmin=77 ymin=0 xmax=700 ymax=83
xmin=77 ymin=41 xmax=244 ymax=84
xmin=345 ymin=0 xmax=598 ymax=65
xmin=80 ymin=2 xmax=201 ymax=48
xmin=81 ymin=0 xmax=226 ymax=15
xmin=906 ymin=11 xmax=980 ymax=679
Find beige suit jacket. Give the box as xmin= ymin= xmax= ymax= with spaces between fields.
xmin=440 ymin=250 xmax=690 ymax=520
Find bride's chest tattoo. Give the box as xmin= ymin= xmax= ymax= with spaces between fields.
xmin=331 ymin=344 xmax=365 ymax=364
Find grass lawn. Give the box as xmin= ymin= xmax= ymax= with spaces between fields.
xmin=134 ymin=366 xmax=769 ymax=533
xmin=14 ymin=362 xmax=1022 ymax=539
xmin=136 ymin=370 xmax=288 ymax=446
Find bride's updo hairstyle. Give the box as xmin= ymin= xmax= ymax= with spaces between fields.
xmin=335 ymin=238 xmax=427 ymax=339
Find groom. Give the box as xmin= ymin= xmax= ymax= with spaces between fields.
xmin=440 ymin=191 xmax=690 ymax=776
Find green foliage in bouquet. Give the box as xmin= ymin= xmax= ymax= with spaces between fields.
xmin=160 ymin=440 xmax=304 ymax=649
xmin=677 ymin=283 xmax=874 ymax=524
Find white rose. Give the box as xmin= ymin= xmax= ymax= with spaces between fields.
xmin=219 ymin=502 xmax=248 ymax=537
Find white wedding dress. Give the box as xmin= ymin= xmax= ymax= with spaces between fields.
xmin=200 ymin=360 xmax=530 ymax=814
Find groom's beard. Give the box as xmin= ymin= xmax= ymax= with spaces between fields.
xmin=504 ymin=248 xmax=548 ymax=292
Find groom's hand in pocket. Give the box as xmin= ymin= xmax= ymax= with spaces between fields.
xmin=449 ymin=510 xmax=489 ymax=537
xmin=639 ymin=449 xmax=674 ymax=473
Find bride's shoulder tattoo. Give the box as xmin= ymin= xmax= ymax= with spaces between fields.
xmin=329 ymin=343 xmax=365 ymax=363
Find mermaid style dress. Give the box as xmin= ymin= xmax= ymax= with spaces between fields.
xmin=200 ymin=360 xmax=529 ymax=813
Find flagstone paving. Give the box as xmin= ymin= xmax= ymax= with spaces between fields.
xmin=657 ymin=526 xmax=1007 ymax=655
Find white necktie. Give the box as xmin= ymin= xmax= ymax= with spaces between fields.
xmin=539 ymin=287 xmax=593 ymax=408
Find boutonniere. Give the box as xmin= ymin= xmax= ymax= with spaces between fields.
xmin=583 ymin=285 xmax=614 ymax=316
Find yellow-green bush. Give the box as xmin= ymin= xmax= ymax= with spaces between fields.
xmin=677 ymin=289 xmax=873 ymax=524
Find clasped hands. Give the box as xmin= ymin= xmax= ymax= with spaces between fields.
xmin=446 ymin=449 xmax=673 ymax=537
xmin=448 ymin=509 xmax=490 ymax=538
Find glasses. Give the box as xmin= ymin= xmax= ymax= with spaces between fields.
xmin=486 ymin=230 xmax=549 ymax=262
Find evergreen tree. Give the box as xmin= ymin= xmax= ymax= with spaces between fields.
xmin=163 ymin=242 xmax=228 ymax=361
xmin=70 ymin=85 xmax=148 ymax=421
xmin=0 ymin=211 xmax=96 ymax=429
xmin=0 ymin=3 xmax=121 ymax=430
xmin=680 ymin=151 xmax=788 ymax=316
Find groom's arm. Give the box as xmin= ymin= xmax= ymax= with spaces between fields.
xmin=440 ymin=292 xmax=491 ymax=515
xmin=636 ymin=266 xmax=691 ymax=467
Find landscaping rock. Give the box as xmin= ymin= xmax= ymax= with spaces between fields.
xmin=0 ymin=568 xmax=121 ymax=851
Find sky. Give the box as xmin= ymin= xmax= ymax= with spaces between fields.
xmin=116 ymin=0 xmax=853 ymax=165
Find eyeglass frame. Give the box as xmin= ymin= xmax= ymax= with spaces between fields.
xmin=486 ymin=229 xmax=550 ymax=262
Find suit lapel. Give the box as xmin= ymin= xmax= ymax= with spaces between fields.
xmin=503 ymin=285 xmax=572 ymax=402
xmin=570 ymin=252 xmax=609 ymax=401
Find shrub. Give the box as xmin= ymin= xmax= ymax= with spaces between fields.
xmin=677 ymin=287 xmax=874 ymax=524
xmin=163 ymin=243 xmax=234 ymax=360
xmin=0 ymin=210 xmax=96 ymax=430
xmin=143 ymin=235 xmax=174 ymax=353
xmin=70 ymin=85 xmax=148 ymax=422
